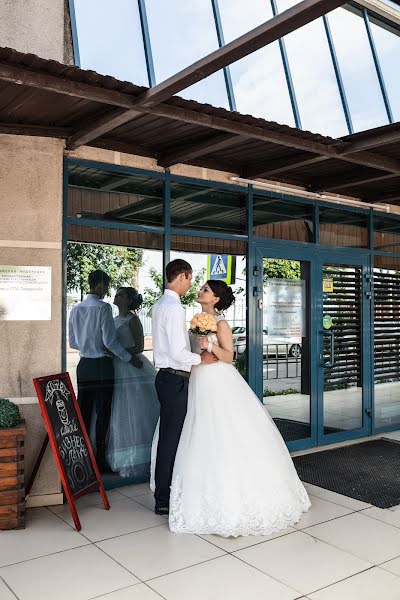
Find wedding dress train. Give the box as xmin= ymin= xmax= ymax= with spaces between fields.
xmin=151 ymin=316 xmax=310 ymax=537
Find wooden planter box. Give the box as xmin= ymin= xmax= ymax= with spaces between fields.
xmin=0 ymin=422 xmax=26 ymax=530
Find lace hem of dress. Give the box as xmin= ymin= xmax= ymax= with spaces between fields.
xmin=169 ymin=476 xmax=311 ymax=537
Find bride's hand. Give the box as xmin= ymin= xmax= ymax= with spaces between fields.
xmin=198 ymin=336 xmax=209 ymax=350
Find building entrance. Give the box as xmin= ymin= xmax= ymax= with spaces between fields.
xmin=253 ymin=244 xmax=372 ymax=450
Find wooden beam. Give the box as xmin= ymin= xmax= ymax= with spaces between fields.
xmin=0 ymin=122 xmax=70 ymax=137
xmin=242 ymin=154 xmax=328 ymax=178
xmin=311 ymin=172 xmax=400 ymax=192
xmin=134 ymin=0 xmax=347 ymax=109
xmin=64 ymin=0 xmax=347 ymax=147
xmin=152 ymin=104 xmax=400 ymax=175
xmin=66 ymin=108 xmax=142 ymax=150
xmin=341 ymin=126 xmax=400 ymax=154
xmin=158 ymin=133 xmax=239 ymax=167
xmin=0 ymin=62 xmax=137 ymax=109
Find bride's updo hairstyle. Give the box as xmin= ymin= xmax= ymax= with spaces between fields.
xmin=119 ymin=287 xmax=143 ymax=311
xmin=207 ymin=280 xmax=235 ymax=312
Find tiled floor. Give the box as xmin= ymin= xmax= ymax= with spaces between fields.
xmin=2 ymin=481 xmax=400 ymax=600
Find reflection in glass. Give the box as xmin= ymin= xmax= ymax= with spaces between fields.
xmin=253 ymin=194 xmax=314 ymax=242
xmin=374 ymin=214 xmax=400 ymax=253
xmin=72 ymin=0 xmax=149 ymax=85
xmin=319 ymin=206 xmax=369 ymax=248
xmin=68 ymin=165 xmax=164 ymax=227
xmin=170 ymin=181 xmax=247 ymax=234
xmin=370 ymin=19 xmax=400 ymax=122
xmin=322 ymin=264 xmax=363 ymax=434
xmin=145 ymin=0 xmax=228 ymax=107
xmin=262 ymin=259 xmax=310 ymax=442
xmin=327 ymin=8 xmax=389 ymax=132
xmin=169 ymin=250 xmax=247 ymax=376
xmin=275 ymin=1 xmax=348 ymax=137
xmin=374 ymin=263 xmax=400 ymax=428
xmin=217 ymin=0 xmax=295 ymax=125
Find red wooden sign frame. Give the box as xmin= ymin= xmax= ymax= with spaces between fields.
xmin=33 ymin=372 xmax=109 ymax=531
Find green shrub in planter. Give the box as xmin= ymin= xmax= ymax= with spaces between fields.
xmin=0 ymin=398 xmax=22 ymax=428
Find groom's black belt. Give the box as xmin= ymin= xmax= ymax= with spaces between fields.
xmin=159 ymin=367 xmax=190 ymax=379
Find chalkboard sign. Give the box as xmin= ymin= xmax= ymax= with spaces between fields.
xmin=33 ymin=372 xmax=109 ymax=530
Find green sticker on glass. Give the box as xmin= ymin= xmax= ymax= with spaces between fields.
xmin=323 ymin=314 xmax=333 ymax=330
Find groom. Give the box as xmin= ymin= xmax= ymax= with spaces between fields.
xmin=152 ymin=259 xmax=217 ymax=515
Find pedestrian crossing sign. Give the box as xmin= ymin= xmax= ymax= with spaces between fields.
xmin=206 ymin=254 xmax=236 ymax=284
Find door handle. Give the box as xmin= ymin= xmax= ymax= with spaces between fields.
xmin=321 ymin=330 xmax=335 ymax=368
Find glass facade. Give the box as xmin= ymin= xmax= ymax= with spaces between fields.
xmin=66 ymin=158 xmax=400 ymax=448
xmin=70 ymin=0 xmax=400 ymax=137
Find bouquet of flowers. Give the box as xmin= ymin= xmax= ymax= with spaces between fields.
xmin=190 ymin=312 xmax=218 ymax=336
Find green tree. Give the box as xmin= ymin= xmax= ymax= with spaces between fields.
xmin=142 ymin=267 xmax=205 ymax=314
xmin=67 ymin=242 xmax=143 ymax=299
xmin=263 ymin=258 xmax=300 ymax=285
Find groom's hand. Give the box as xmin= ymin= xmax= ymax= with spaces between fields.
xmin=200 ymin=351 xmax=218 ymax=364
xmin=130 ymin=355 xmax=143 ymax=369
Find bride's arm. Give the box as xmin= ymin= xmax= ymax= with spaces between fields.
xmin=201 ymin=321 xmax=234 ymax=364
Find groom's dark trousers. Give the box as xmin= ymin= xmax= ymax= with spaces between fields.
xmin=154 ymin=369 xmax=189 ymax=508
xmin=77 ymin=356 xmax=114 ymax=470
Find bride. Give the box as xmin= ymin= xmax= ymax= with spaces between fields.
xmin=151 ymin=280 xmax=310 ymax=537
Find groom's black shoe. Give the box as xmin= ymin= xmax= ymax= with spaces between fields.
xmin=155 ymin=505 xmax=169 ymax=516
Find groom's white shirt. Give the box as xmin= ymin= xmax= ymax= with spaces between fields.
xmin=152 ymin=289 xmax=201 ymax=372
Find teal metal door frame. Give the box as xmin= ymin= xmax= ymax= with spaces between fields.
xmin=251 ymin=240 xmax=373 ymax=450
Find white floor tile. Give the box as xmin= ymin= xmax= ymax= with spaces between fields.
xmin=0 ymin=545 xmax=138 ymax=600
xmin=0 ymin=578 xmax=18 ymax=600
xmin=148 ymin=554 xmax=298 ymax=600
xmin=233 ymin=530 xmax=370 ymax=596
xmin=361 ymin=507 xmax=400 ymax=529
xmin=306 ymin=512 xmax=400 ymax=564
xmin=58 ymin=497 xmax=165 ymax=542
xmin=200 ymin=527 xmax=296 ymax=552
xmin=0 ymin=512 xmax=89 ymax=567
xmin=91 ymin=583 xmax=164 ymax=600
xmin=98 ymin=524 xmax=225 ymax=580
xmin=380 ymin=555 xmax=400 ymax=576
xmin=49 ymin=489 xmax=125 ymax=515
xmin=131 ymin=493 xmax=157 ymax=512
xmin=294 ymin=496 xmax=353 ymax=529
xmin=303 ymin=484 xmax=371 ymax=511
xmin=307 ymin=567 xmax=400 ymax=600
xmin=117 ymin=483 xmax=152 ymax=499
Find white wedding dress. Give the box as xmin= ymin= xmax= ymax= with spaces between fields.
xmin=151 ymin=315 xmax=310 ymax=537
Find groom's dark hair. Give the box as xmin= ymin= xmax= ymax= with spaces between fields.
xmin=166 ymin=259 xmax=192 ymax=283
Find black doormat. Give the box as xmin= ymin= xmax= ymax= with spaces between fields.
xmin=274 ymin=419 xmax=340 ymax=443
xmin=293 ymin=439 xmax=400 ymax=509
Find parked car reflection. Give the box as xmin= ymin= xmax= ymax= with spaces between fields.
xmin=232 ymin=327 xmax=302 ymax=358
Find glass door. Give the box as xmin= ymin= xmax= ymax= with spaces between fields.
xmin=317 ymin=254 xmax=372 ymax=443
xmin=254 ymin=245 xmax=317 ymax=450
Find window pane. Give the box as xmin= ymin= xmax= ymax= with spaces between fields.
xmin=319 ymin=206 xmax=369 ymax=248
xmin=327 ymin=8 xmax=389 ymax=132
xmin=145 ymin=0 xmax=229 ymax=107
xmin=68 ymin=165 xmax=164 ymax=226
xmin=217 ymin=0 xmax=295 ymax=125
xmin=253 ymin=194 xmax=314 ymax=242
xmin=374 ymin=214 xmax=400 ymax=252
xmin=370 ymin=19 xmax=400 ymax=122
xmin=276 ymin=0 xmax=348 ymax=137
xmin=374 ymin=261 xmax=400 ymax=429
xmin=72 ymin=0 xmax=148 ymax=86
xmin=170 ymin=181 xmax=247 ymax=234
